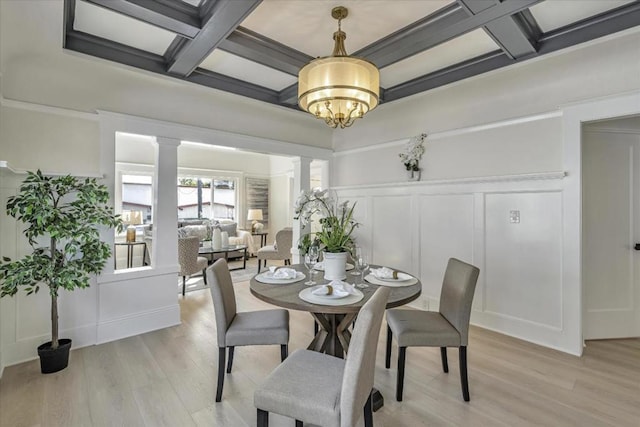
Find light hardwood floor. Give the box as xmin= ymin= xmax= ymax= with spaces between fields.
xmin=1 ymin=262 xmax=639 ymax=426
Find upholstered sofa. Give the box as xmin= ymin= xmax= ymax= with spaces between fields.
xmin=143 ymin=219 xmax=258 ymax=265
xmin=177 ymin=219 xmax=258 ymax=256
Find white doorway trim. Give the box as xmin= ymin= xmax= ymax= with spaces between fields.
xmin=562 ymin=90 xmax=640 ymax=356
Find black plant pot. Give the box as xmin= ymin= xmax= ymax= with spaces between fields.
xmin=37 ymin=339 xmax=72 ymax=374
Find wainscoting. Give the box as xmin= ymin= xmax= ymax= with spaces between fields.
xmin=335 ymin=171 xmax=569 ymax=353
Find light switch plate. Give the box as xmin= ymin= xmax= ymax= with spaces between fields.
xmin=510 ymin=210 xmax=520 ymax=223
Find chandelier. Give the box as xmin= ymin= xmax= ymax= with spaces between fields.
xmin=298 ymin=6 xmax=380 ymax=129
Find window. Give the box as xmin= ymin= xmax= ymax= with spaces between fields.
xmin=122 ymin=174 xmax=153 ymax=224
xmin=178 ymin=176 xmax=236 ymax=220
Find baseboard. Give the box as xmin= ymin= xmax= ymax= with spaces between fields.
xmin=96 ymin=304 xmax=180 ymax=344
xmin=2 ymin=323 xmax=96 ymax=368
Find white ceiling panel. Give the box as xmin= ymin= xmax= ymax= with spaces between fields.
xmin=380 ymin=29 xmax=500 ymax=88
xmin=201 ymin=50 xmax=298 ymax=91
xmin=531 ymin=0 xmax=635 ymax=33
xmin=240 ymin=0 xmax=455 ymax=57
xmin=74 ymin=1 xmax=176 ymax=55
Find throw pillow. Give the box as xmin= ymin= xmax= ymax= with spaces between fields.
xmin=177 ymin=228 xmax=188 ymax=239
xmin=219 ymin=222 xmax=237 ymax=237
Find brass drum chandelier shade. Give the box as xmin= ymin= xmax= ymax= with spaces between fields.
xmin=298 ymin=6 xmax=379 ymax=129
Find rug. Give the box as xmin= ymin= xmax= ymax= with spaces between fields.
xmin=179 ymin=258 xmax=260 ymax=294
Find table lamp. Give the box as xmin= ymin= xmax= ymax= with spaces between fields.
xmin=122 ymin=210 xmax=143 ymax=242
xmin=247 ymin=209 xmax=263 ymax=232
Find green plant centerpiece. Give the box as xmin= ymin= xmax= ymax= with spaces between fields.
xmin=0 ymin=170 xmax=121 ymax=373
xmin=294 ymin=189 xmax=358 ymax=280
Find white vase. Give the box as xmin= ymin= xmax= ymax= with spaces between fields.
xmin=323 ymin=251 xmax=348 ymax=281
xmin=221 ymin=231 xmax=229 ymax=248
xmin=212 ymin=228 xmax=222 ymax=250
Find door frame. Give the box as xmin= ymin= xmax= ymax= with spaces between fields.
xmin=562 ymin=90 xmax=640 ymax=356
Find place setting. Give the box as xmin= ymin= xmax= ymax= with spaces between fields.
xmin=299 ymin=279 xmax=364 ymax=306
xmin=254 ymin=266 xmax=306 ymax=285
xmin=365 ymin=266 xmax=418 ymax=287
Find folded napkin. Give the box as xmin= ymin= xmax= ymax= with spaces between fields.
xmin=312 ymin=280 xmax=356 ymax=297
xmin=371 ymin=267 xmax=399 ymax=279
xmin=269 ymin=267 xmax=298 ymax=279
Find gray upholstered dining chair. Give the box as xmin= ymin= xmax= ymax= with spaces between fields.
xmin=385 ymin=258 xmax=479 ymax=402
xmin=257 ymin=228 xmax=293 ymax=272
xmin=254 ymin=286 xmax=390 ymax=427
xmin=178 ymin=236 xmax=208 ymax=296
xmin=208 ymin=259 xmax=289 ymax=402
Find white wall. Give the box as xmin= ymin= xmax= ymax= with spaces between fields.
xmin=269 ymin=174 xmax=293 ymax=243
xmin=337 ymin=173 xmax=566 ymax=352
xmin=331 ymin=29 xmax=640 ymax=355
xmin=0 ymin=105 xmax=100 ymax=175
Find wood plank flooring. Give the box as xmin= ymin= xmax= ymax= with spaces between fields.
xmin=1 ymin=262 xmax=639 ymax=426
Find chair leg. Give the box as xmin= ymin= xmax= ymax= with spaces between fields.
xmin=364 ymin=391 xmax=373 ymax=427
xmin=226 ymin=346 xmax=235 ymax=374
xmin=440 ymin=347 xmax=449 ymax=373
xmin=280 ymin=344 xmax=288 ymax=361
xmin=258 ymin=260 xmax=262 ymax=273
xmin=182 ymin=276 xmax=186 ymax=296
xmin=257 ymin=409 xmax=269 ymax=427
xmin=295 ymin=420 xmax=303 ymax=427
xmin=460 ymin=346 xmax=470 ymax=402
xmin=385 ymin=325 xmax=392 ymax=369
xmin=216 ymin=347 xmax=225 ymax=402
xmin=203 ymin=270 xmax=208 ymax=285
xmin=397 ymin=346 xmax=406 ymax=401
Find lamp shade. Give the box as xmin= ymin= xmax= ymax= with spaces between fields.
xmin=247 ymin=209 xmax=263 ymax=221
xmin=298 ymin=56 xmax=379 ymax=121
xmin=122 ymin=210 xmax=143 ymax=225
xmin=297 ymin=6 xmax=380 ymax=129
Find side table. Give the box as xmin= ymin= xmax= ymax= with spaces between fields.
xmin=115 ymin=241 xmax=148 ymax=269
xmin=252 ymin=232 xmax=268 ymax=248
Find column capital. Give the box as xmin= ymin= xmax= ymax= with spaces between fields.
xmin=155 ymin=137 xmax=182 ymax=147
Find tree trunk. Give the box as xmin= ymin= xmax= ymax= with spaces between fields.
xmin=51 ymin=293 xmax=58 ymax=350
xmin=51 ymin=236 xmax=59 ymax=350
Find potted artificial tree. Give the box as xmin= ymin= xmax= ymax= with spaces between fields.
xmin=0 ymin=170 xmax=121 ymax=373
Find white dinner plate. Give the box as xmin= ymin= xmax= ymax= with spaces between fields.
xmin=299 ymin=286 xmax=364 ymax=306
xmin=310 ymin=285 xmax=350 ymax=299
xmin=254 ymin=271 xmax=305 ymax=285
xmin=364 ymin=274 xmax=418 ymax=288
xmin=313 ymin=263 xmax=355 ymax=271
xmin=375 ymin=272 xmax=413 ymax=282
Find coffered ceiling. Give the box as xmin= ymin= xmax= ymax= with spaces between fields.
xmin=63 ymin=0 xmax=640 ymax=111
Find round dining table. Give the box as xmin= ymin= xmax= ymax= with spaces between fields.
xmin=250 ymin=263 xmax=422 ymax=358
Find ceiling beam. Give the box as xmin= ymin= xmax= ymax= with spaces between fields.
xmin=218 ymin=27 xmax=313 ymax=76
xmin=82 ymin=0 xmax=201 ymax=39
xmin=63 ymin=0 xmax=76 ymax=42
xmin=458 ymin=0 xmax=538 ymax=59
xmin=384 ymin=51 xmax=510 ymax=102
xmin=537 ymin=1 xmax=640 ymax=54
xmin=166 ymin=0 xmax=262 ymax=76
xmin=356 ymin=0 xmax=543 ymax=68
xmin=384 ymin=1 xmax=640 ymax=103
xmin=64 ymin=30 xmax=282 ymax=105
xmin=278 ymin=84 xmax=298 ymax=106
